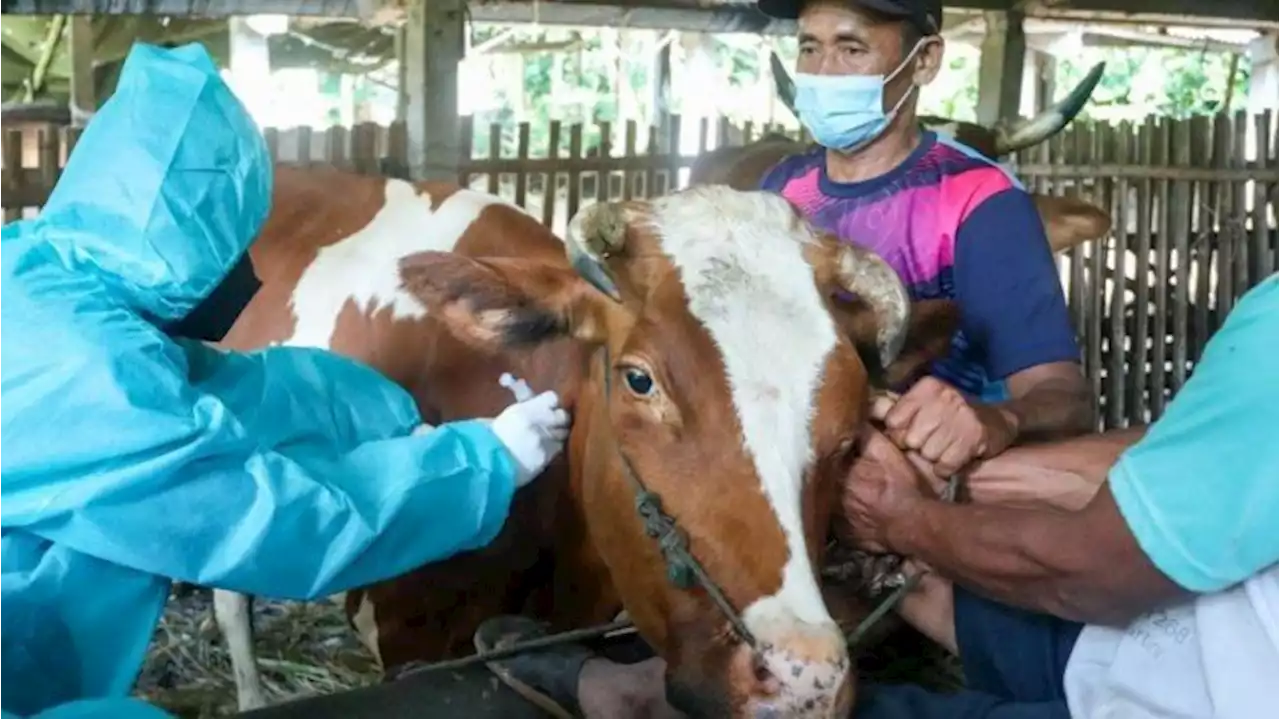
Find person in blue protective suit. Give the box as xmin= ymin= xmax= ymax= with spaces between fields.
xmin=0 ymin=42 xmax=570 ymax=719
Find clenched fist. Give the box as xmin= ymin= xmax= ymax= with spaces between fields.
xmin=873 ymin=377 xmax=1018 ymax=478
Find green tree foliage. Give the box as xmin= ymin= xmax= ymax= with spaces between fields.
xmin=461 ymin=25 xmax=1254 ymax=160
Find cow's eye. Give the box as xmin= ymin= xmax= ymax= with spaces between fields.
xmin=622 ymin=367 xmax=655 ymax=396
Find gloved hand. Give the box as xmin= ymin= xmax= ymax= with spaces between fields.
xmin=490 ymin=390 xmax=571 ymax=487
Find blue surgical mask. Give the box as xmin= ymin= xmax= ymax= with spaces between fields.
xmin=793 ymin=42 xmax=923 ymax=154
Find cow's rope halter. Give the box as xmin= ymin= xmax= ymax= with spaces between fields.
xmin=392 ymin=349 xmax=960 ymax=681
xmin=599 ymin=348 xmax=760 ymax=648
xmin=598 ymin=348 xmax=961 ymax=652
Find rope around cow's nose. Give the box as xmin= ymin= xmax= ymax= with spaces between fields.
xmin=400 ymin=485 xmax=960 ymax=678
xmin=391 ymin=475 xmax=960 ymax=681
xmin=844 ymin=473 xmax=961 ymax=646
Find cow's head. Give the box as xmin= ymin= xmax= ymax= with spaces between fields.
xmin=400 ymin=185 xmax=958 ymax=717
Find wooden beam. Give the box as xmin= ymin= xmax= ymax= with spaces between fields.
xmin=67 ymin=15 xmax=93 ymax=123
xmin=23 ymin=14 xmax=66 ymax=102
xmin=467 ymin=1 xmax=1269 ymax=32
xmin=948 ymin=20 xmax=1254 ymax=53
xmin=976 ymin=9 xmax=1025 ymax=126
xmin=0 ymin=0 xmax=372 ymax=16
xmin=402 ymin=0 xmax=463 ymax=181
xmin=1075 ymin=31 xmax=1247 ymax=52
xmin=468 ymin=2 xmax=795 ymax=34
xmin=3 ymin=0 xmax=1273 ymax=29
xmin=1040 ymin=0 xmax=1276 ymax=26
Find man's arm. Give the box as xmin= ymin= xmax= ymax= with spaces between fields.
xmin=845 ymin=424 xmax=1164 ymax=623
xmin=953 ymin=187 xmax=1093 ymax=441
xmin=962 ymin=425 xmax=1147 ymax=510
xmin=890 ymin=485 xmax=1186 ymax=625
xmin=999 ymin=362 xmax=1093 ymax=442
xmin=878 ymin=187 xmax=1092 ymax=477
xmin=848 ymin=275 xmax=1280 ymax=624
xmin=185 ymin=339 xmax=429 ymax=450
xmin=1 ymin=321 xmax=521 ymax=601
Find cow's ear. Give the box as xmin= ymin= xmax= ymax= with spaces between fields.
xmin=1033 ymin=194 xmax=1111 ymax=255
xmin=399 ymin=251 xmax=611 ymax=351
xmin=830 ymin=297 xmax=960 ymax=388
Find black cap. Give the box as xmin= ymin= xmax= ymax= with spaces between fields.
xmin=758 ymin=0 xmax=941 ymax=36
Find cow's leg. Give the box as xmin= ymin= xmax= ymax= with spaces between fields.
xmin=214 ymin=589 xmax=269 ymax=711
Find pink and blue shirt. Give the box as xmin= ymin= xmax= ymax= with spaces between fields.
xmin=761 ymin=131 xmax=1081 ymax=402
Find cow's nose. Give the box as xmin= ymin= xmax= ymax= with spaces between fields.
xmin=734 ymin=623 xmax=854 ymax=718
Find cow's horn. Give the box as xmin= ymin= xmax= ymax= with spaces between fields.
xmin=565 ymin=202 xmax=628 ymax=302
xmin=833 ymin=244 xmax=911 ymax=368
xmin=994 ymin=62 xmax=1105 ymax=155
xmin=771 ymin=51 xmax=798 ymax=119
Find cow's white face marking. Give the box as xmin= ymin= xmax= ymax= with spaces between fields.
xmin=283 ymin=180 xmax=515 ymax=348
xmin=643 ymin=186 xmax=839 ymax=637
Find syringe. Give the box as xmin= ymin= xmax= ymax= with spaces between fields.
xmin=498 ymin=372 xmax=535 ymax=402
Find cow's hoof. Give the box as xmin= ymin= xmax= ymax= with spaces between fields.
xmin=475 ymin=616 xmax=592 ymax=719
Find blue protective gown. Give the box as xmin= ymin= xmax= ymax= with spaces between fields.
xmin=1 ymin=43 xmax=519 ymax=718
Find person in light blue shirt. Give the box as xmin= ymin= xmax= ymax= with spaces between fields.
xmin=836 ymin=272 xmax=1279 ymax=719
xmin=1 ymin=42 xmax=569 ymax=719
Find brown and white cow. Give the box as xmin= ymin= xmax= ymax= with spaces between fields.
xmin=689 ymin=56 xmax=1113 ymax=256
xmin=214 ymin=166 xmax=958 ymax=715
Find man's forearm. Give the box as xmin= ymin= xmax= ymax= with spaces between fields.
xmin=964 ymin=426 xmax=1148 ymax=510
xmin=889 ymin=490 xmax=1183 ymax=625
xmin=890 ymin=500 xmax=1087 ymax=618
xmin=997 ymin=378 xmax=1094 ymax=443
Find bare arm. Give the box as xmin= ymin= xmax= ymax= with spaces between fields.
xmin=962 ymin=425 xmax=1148 ymax=510
xmin=886 ymin=483 xmax=1187 ymax=626
xmin=993 ymin=361 xmax=1094 ymax=443
xmin=875 ymin=362 xmax=1094 ymax=480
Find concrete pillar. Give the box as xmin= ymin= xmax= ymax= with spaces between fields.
xmin=975 ymin=10 xmax=1026 ymax=126
xmin=1019 ymin=48 xmax=1056 ymax=117
xmin=404 ymin=0 xmax=465 ymax=181
xmin=1247 ymin=30 xmax=1278 ymax=112
xmin=394 ymin=24 xmax=408 ymax=123
xmin=679 ymin=32 xmax=720 ymax=149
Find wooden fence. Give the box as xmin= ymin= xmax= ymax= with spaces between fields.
xmin=3 ymin=113 xmax=1277 ymax=429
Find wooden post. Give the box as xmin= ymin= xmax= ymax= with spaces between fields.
xmin=404 ymin=0 xmax=465 ymax=181
xmin=67 ymin=16 xmax=94 ymax=126
xmin=975 ymin=10 xmax=1025 ymax=127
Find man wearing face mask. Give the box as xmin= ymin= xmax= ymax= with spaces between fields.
xmin=1 ymin=43 xmax=570 ymax=719
xmin=759 ymin=0 xmax=1092 ymax=479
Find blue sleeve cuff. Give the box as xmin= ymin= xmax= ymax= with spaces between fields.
xmin=1108 ymin=454 xmax=1218 ymax=593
